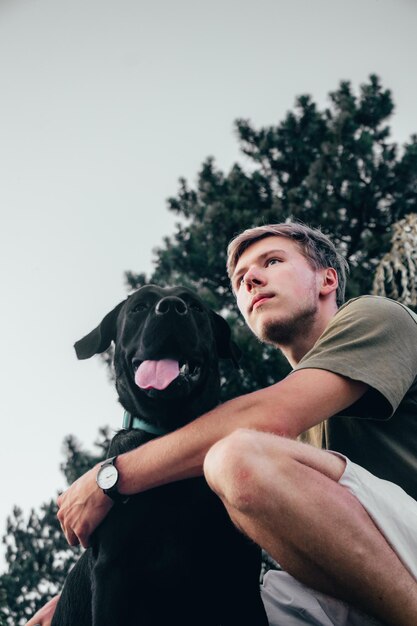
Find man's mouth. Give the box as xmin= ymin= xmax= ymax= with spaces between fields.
xmin=251 ymin=293 xmax=274 ymax=311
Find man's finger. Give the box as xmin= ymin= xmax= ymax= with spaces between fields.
xmin=24 ymin=593 xmax=61 ymax=626
xmin=65 ymin=526 xmax=80 ymax=547
xmin=78 ymin=532 xmax=90 ymax=549
xmin=73 ymin=520 xmax=91 ymax=548
xmin=57 ymin=510 xmax=80 ymax=547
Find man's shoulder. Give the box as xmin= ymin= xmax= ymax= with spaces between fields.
xmin=296 ymin=295 xmax=417 ymax=419
xmin=335 ymin=295 xmax=417 ymax=326
xmin=301 ymin=294 xmax=417 ymax=368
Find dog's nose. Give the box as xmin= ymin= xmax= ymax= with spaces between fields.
xmin=155 ymin=296 xmax=188 ymax=316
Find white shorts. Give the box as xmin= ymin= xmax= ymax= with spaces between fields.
xmin=335 ymin=452 xmax=417 ymax=580
xmin=261 ymin=453 xmax=417 ymax=626
xmin=261 ymin=570 xmax=382 ymax=626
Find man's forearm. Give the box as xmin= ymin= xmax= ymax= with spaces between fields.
xmin=115 ymin=367 xmax=368 ymax=496
xmin=57 ymin=382 xmax=284 ymax=548
xmin=116 ymin=389 xmax=270 ymax=495
xmin=57 ymin=369 xmax=367 ymax=547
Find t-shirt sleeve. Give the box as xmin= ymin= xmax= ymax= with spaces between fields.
xmin=293 ymin=296 xmax=417 ymax=418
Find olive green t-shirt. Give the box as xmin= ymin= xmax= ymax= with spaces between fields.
xmin=294 ymin=295 xmax=417 ymax=500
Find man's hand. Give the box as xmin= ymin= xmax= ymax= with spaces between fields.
xmin=57 ymin=463 xmax=113 ymax=548
xmin=25 ymin=594 xmax=60 ymax=626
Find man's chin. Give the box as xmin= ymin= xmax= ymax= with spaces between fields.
xmin=251 ymin=314 xmax=290 ymax=346
xmin=258 ymin=322 xmax=291 ymax=346
xmin=255 ymin=307 xmax=318 ymax=347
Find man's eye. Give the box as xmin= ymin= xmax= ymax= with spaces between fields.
xmin=267 ymin=258 xmax=281 ymax=266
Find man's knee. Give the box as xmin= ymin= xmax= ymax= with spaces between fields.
xmin=204 ymin=429 xmax=260 ymax=510
xmin=203 ymin=428 xmax=289 ymax=512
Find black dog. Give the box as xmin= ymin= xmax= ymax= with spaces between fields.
xmin=52 ymin=285 xmax=268 ymax=626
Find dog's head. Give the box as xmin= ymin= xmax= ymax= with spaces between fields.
xmin=74 ymin=285 xmax=241 ymax=431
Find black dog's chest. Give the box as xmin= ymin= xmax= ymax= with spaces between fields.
xmin=94 ymin=477 xmax=225 ymax=566
xmin=92 ymin=429 xmax=228 ymax=574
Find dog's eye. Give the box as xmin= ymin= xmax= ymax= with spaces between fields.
xmin=131 ymin=303 xmax=148 ymax=313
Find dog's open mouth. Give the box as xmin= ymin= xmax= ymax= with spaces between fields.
xmin=133 ymin=359 xmax=202 ymax=392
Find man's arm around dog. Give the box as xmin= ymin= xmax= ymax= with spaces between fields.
xmin=57 ymin=368 xmax=366 ymax=547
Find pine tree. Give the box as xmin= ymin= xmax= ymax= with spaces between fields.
xmin=0 ymin=430 xmax=110 ymax=625
xmin=127 ymin=74 xmax=417 ymax=398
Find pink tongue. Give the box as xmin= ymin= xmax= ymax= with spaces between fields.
xmin=135 ymin=359 xmax=180 ymax=390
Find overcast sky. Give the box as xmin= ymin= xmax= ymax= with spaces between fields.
xmin=1 ymin=0 xmax=416 ymax=569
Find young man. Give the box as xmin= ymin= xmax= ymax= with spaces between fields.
xmin=28 ymin=223 xmax=417 ymax=626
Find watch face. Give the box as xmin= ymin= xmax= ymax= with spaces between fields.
xmin=97 ymin=464 xmax=118 ymax=490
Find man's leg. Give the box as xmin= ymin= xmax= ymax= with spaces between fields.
xmin=203 ymin=429 xmax=417 ymax=626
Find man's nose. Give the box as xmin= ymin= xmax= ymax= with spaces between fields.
xmin=243 ymin=266 xmax=266 ymax=289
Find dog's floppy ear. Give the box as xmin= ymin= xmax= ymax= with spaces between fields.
xmin=210 ymin=311 xmax=242 ymax=368
xmin=74 ymin=300 xmax=127 ymax=360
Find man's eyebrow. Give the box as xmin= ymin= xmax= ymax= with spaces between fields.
xmin=232 ymin=249 xmax=288 ymax=281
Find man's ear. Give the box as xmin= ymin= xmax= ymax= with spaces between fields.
xmin=320 ymin=268 xmax=338 ymax=297
xmin=74 ymin=299 xmax=127 ymax=360
xmin=210 ymin=311 xmax=242 ymax=368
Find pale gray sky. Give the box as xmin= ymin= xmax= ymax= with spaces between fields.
xmin=1 ymin=0 xmax=416 ymax=568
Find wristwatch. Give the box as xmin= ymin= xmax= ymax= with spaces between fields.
xmin=96 ymin=456 xmax=129 ymax=504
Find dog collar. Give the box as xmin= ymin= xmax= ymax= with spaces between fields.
xmin=122 ymin=411 xmax=168 ymax=436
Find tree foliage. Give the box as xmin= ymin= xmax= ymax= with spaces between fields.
xmin=127 ymin=74 xmax=417 ymax=397
xmin=0 ymin=430 xmax=110 ymax=625
xmin=2 ymin=74 xmax=417 ymax=616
